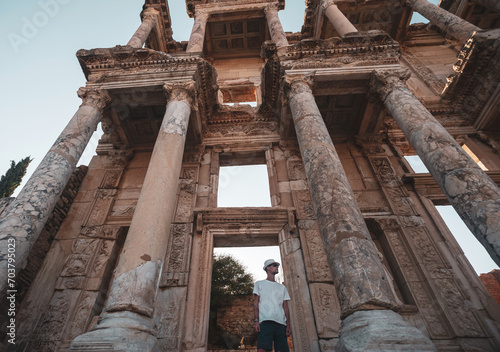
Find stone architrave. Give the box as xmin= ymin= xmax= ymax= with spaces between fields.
xmin=284 ymin=74 xmax=436 ymax=351
xmin=264 ymin=3 xmax=289 ymax=49
xmin=371 ymin=69 xmax=500 ymax=267
xmin=70 ymin=82 xmax=194 ymax=352
xmin=186 ymin=10 xmax=209 ymax=53
xmin=473 ymin=0 xmax=500 ymax=12
xmin=0 ymin=88 xmax=110 ymax=294
xmin=321 ymin=0 xmax=358 ymax=37
xmin=406 ymin=0 xmax=480 ymax=43
xmin=127 ymin=7 xmax=160 ymax=48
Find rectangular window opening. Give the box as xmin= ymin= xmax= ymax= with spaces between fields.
xmin=217 ymin=164 xmax=271 ymax=207
xmin=404 ymin=155 xmax=429 ymax=173
xmin=436 ymin=205 xmax=498 ymax=275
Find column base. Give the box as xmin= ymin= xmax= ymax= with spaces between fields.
xmin=337 ymin=310 xmax=436 ymax=352
xmin=69 ymin=311 xmax=159 ymax=352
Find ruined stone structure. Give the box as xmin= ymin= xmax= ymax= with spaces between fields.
xmin=1 ymin=0 xmax=500 ymax=351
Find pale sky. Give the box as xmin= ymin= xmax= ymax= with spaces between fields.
xmin=1 ymin=0 xmax=497 ymax=280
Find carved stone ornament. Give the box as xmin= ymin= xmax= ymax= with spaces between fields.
xmin=164 ymin=81 xmax=196 ymax=106
xmin=263 ymin=2 xmax=280 ymax=15
xmin=77 ymin=87 xmax=111 ymax=112
xmin=370 ymin=69 xmax=411 ymax=102
xmin=320 ymin=0 xmax=336 ymax=12
xmin=283 ymin=73 xmax=315 ymax=98
xmin=141 ymin=6 xmax=160 ymax=22
xmin=193 ymin=9 xmax=209 ymax=21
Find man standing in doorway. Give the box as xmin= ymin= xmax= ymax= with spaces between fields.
xmin=253 ymin=259 xmax=291 ymax=352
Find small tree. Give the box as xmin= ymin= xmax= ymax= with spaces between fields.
xmin=211 ymin=254 xmax=254 ymax=309
xmin=209 ymin=254 xmax=255 ymax=348
xmin=0 ymin=157 xmax=32 ymax=198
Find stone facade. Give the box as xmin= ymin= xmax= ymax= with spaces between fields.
xmin=2 ymin=0 xmax=500 ymax=351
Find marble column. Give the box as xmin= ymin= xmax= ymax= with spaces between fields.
xmin=0 ymin=88 xmax=110 ymax=294
xmin=186 ymin=10 xmax=209 ymax=53
xmin=284 ymin=74 xmax=435 ymax=351
xmin=127 ymin=7 xmax=160 ymax=48
xmin=473 ymin=0 xmax=500 ymax=13
xmin=371 ymin=69 xmax=500 ymax=267
xmin=407 ymin=0 xmax=480 ymax=43
xmin=322 ymin=0 xmax=357 ymax=37
xmin=70 ymin=82 xmax=194 ymax=352
xmin=264 ymin=3 xmax=289 ymax=49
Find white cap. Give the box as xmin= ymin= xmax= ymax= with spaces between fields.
xmin=263 ymin=259 xmax=280 ymax=270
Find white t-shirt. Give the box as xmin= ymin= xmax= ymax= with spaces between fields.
xmin=253 ymin=279 xmax=291 ymax=326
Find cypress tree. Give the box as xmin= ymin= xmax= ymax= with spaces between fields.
xmin=0 ymin=157 xmax=32 ymax=198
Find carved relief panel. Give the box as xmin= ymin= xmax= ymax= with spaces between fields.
xmin=369 ymin=156 xmax=485 ymax=339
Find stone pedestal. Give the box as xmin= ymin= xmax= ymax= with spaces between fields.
xmin=371 ymin=69 xmax=500 ymax=266
xmin=70 ymin=83 xmax=194 ymax=352
xmin=186 ymin=11 xmax=209 ymax=53
xmin=322 ymin=0 xmax=357 ymax=37
xmin=337 ymin=310 xmax=437 ymax=352
xmin=407 ymin=0 xmax=480 ymax=43
xmin=0 ymin=88 xmax=110 ymax=295
xmin=284 ymin=74 xmax=436 ymax=351
xmin=127 ymin=7 xmax=160 ymax=48
xmin=264 ymin=3 xmax=288 ymax=49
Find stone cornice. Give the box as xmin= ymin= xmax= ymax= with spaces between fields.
xmin=442 ymin=29 xmax=500 ymax=128
xmin=77 ymin=46 xmax=218 ymax=130
xmin=279 ymin=31 xmax=400 ymax=70
xmin=185 ymin=0 xmax=284 ymax=17
xmin=77 ymin=46 xmax=200 ymax=80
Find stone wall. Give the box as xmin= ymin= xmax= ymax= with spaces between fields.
xmin=210 ymin=294 xmax=293 ymax=351
xmin=215 ymin=294 xmax=256 ymax=348
xmin=480 ymin=270 xmax=500 ymax=306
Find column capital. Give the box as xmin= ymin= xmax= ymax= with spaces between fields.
xmin=141 ymin=6 xmax=160 ymax=21
xmin=164 ymin=81 xmax=196 ymax=106
xmin=370 ymin=69 xmax=411 ymax=102
xmin=321 ymin=0 xmax=337 ymax=12
xmin=194 ymin=9 xmax=209 ymax=20
xmin=283 ymin=74 xmax=315 ymax=97
xmin=264 ymin=2 xmax=280 ymax=15
xmin=77 ymin=88 xmax=111 ymax=112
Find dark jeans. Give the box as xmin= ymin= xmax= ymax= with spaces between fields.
xmin=257 ymin=320 xmax=289 ymax=352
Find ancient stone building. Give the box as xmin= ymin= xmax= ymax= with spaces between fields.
xmin=1 ymin=0 xmax=500 ymax=351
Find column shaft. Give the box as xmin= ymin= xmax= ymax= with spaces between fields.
xmin=0 ymin=89 xmax=109 ymax=294
xmin=372 ymin=69 xmax=500 ymax=266
xmin=127 ymin=7 xmax=159 ymax=48
xmin=286 ymin=75 xmax=436 ymax=351
xmin=186 ymin=11 xmax=209 ymax=53
xmin=322 ymin=0 xmax=357 ymax=37
xmin=70 ymin=83 xmax=193 ymax=352
xmin=473 ymin=0 xmax=500 ymax=13
xmin=264 ymin=4 xmax=289 ymax=49
xmin=285 ymin=75 xmax=396 ymax=316
xmin=407 ymin=0 xmax=480 ymax=43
